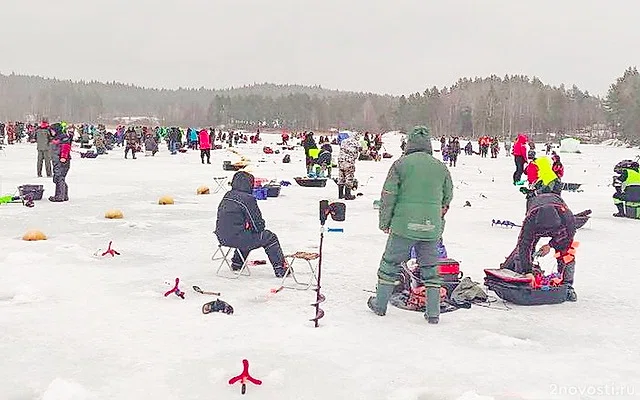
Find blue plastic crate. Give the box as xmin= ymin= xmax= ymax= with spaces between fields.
xmin=252 ymin=187 xmax=268 ymax=200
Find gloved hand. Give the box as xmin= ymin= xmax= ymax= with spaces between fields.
xmin=537 ymin=244 xmax=551 ymax=257
xmin=519 ymin=187 xmax=532 ymax=195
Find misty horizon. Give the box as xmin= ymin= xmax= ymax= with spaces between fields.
xmin=2 ymin=0 xmax=639 ymax=97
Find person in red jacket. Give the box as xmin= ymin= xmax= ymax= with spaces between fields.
xmin=198 ymin=129 xmax=211 ymax=164
xmin=512 ymin=134 xmax=528 ymax=185
xmin=525 ymin=150 xmax=538 ymax=184
xmin=551 ymin=153 xmax=564 ymax=179
xmin=49 ymin=123 xmax=71 ymax=202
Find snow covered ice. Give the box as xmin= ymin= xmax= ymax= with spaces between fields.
xmin=1 ymin=134 xmax=639 ymax=400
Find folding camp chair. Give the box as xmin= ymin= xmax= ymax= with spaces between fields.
xmin=212 ymin=244 xmax=250 ymax=279
xmin=281 ymin=252 xmax=320 ymax=290
xmin=212 ymin=176 xmax=229 ymax=194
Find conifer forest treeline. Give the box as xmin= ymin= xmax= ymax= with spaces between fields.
xmin=1 ymin=68 xmax=640 ymax=142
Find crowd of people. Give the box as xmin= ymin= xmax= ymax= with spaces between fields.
xmin=3 ymin=118 xmax=606 ymax=325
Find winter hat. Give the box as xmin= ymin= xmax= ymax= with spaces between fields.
xmin=527 ymin=150 xmax=536 ymax=160
xmin=50 ymin=123 xmax=63 ymax=135
xmin=404 ymin=126 xmax=433 ymax=155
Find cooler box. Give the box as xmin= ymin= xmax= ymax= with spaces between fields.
xmin=438 ymin=258 xmax=462 ymax=296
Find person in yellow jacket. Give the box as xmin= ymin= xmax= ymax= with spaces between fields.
xmin=520 ymin=156 xmax=561 ymax=198
xmin=613 ymin=160 xmax=640 ymax=217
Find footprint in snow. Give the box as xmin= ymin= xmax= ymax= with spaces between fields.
xmin=389 ymin=387 xmax=496 ymax=400
xmin=41 ymin=378 xmax=97 ymax=400
xmin=122 ymin=221 xmax=152 ymax=229
xmin=475 ymin=331 xmax=539 ymax=349
xmin=0 ymin=286 xmax=44 ymax=304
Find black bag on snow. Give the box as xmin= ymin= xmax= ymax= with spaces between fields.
xmin=484 ymin=268 xmax=567 ymax=306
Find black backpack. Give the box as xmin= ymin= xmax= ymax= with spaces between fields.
xmin=282 ymin=154 xmax=291 ymax=163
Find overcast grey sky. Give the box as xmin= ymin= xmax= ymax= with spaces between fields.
xmin=1 ymin=0 xmax=637 ymax=96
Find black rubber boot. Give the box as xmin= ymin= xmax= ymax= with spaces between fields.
xmin=344 ymin=186 xmax=356 ymax=200
xmin=338 ymin=184 xmax=345 ymax=199
xmin=566 ymin=285 xmax=577 ymax=302
xmin=613 ymin=203 xmax=625 ymax=217
xmin=425 ymin=286 xmax=441 ymax=324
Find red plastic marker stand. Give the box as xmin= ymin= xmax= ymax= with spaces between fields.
xmin=229 ymin=359 xmax=262 ymax=395
xmin=164 ymin=278 xmax=185 ymax=299
xmin=101 ymin=241 xmax=120 ymax=257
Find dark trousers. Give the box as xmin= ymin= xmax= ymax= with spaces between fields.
xmin=52 ymin=160 xmax=70 ymax=200
xmin=377 ymin=234 xmax=440 ymax=288
xmin=229 ymin=230 xmax=285 ymax=270
xmin=614 ymin=186 xmax=640 ymax=203
xmin=200 ymin=149 xmax=211 ymax=163
xmin=125 ymin=147 xmax=137 ymax=158
xmin=37 ymin=149 xmax=52 ymax=177
xmin=448 ymin=154 xmax=458 ymax=167
xmin=513 ymin=156 xmax=526 ymax=183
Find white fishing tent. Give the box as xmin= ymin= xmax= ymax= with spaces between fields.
xmin=559 ymin=138 xmax=581 ymax=153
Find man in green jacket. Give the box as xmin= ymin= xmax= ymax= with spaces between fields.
xmin=368 ymin=126 xmax=453 ymax=324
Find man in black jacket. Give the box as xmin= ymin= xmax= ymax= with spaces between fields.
xmin=215 ymin=171 xmax=288 ymax=277
xmin=501 ymin=192 xmax=578 ymax=301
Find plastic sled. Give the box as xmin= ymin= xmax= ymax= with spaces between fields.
xmin=484 ymin=268 xmax=567 ymax=305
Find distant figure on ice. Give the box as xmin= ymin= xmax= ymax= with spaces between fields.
xmin=124 ymin=127 xmax=139 ymax=159
xmin=545 ymin=142 xmax=553 ymax=155
xmin=337 ymin=133 xmax=361 ymax=200
xmin=501 ymin=192 xmax=578 ymax=301
xmin=35 ymin=119 xmax=52 ymax=177
xmin=302 ymin=131 xmax=317 ymax=174
xmin=144 ymin=133 xmax=158 ymax=157
xmin=524 ymin=150 xmax=539 ymax=185
xmin=448 ymin=137 xmax=460 ymax=167
xmin=490 ymin=137 xmax=500 ymax=158
xmin=198 ymin=129 xmax=211 ymax=164
xmin=612 ymin=160 xmax=640 ymax=218
xmin=464 ymin=141 xmax=473 ymax=155
xmin=368 ymin=126 xmax=453 ymax=324
xmin=49 ymin=123 xmax=71 ymax=202
xmin=512 ymin=134 xmax=528 ymax=185
xmin=214 ymin=171 xmax=289 ymax=277
xmin=551 ymin=152 xmax=564 ymax=179
xmin=315 ymin=140 xmax=333 ymax=177
xmin=94 ymin=124 xmax=108 ymax=155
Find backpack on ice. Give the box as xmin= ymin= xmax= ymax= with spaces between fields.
xmin=389 ymin=256 xmax=487 ymax=313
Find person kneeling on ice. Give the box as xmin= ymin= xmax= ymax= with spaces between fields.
xmin=501 ymin=191 xmax=578 ymax=301
xmin=214 ymin=171 xmax=289 ymax=277
xmin=612 ymin=160 xmax=640 ymax=217
xmin=368 ymin=126 xmax=453 ymax=324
